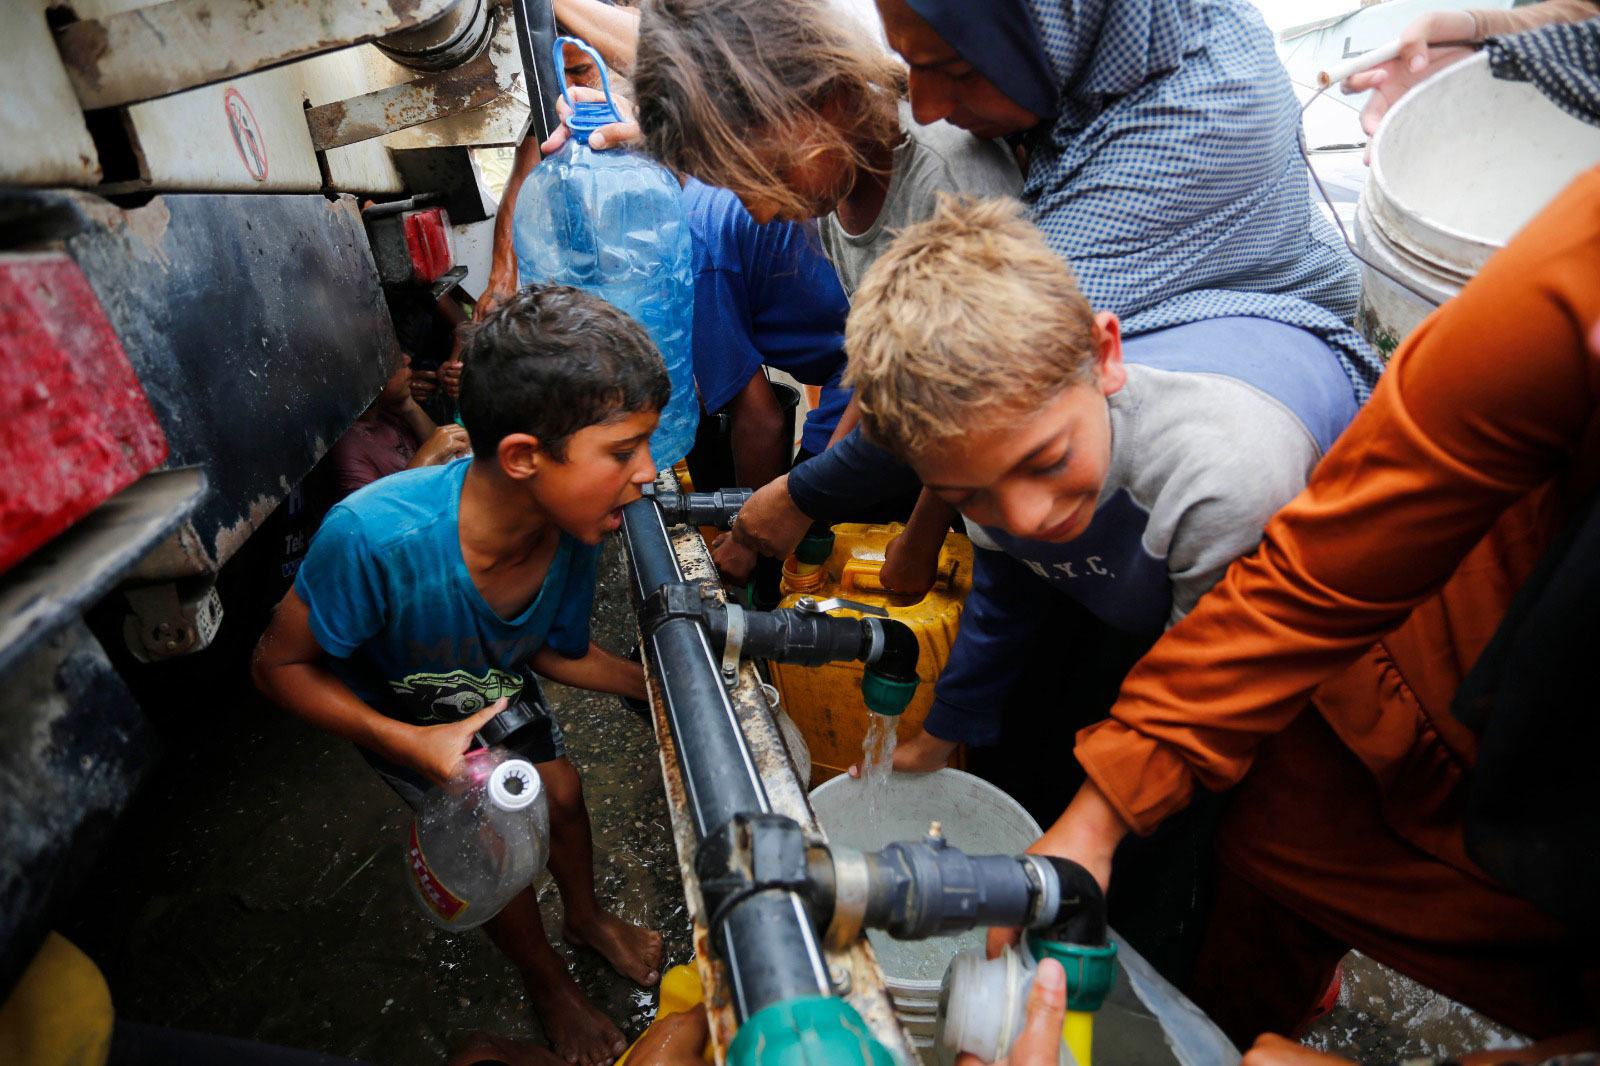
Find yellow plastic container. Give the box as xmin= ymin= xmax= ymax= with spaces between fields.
xmin=616 ymin=963 xmax=711 ymax=1064
xmin=770 ymin=522 xmax=972 ymax=785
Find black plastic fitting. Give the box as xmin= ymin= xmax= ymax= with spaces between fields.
xmin=805 ymin=840 xmax=1109 ymax=948
xmin=862 ymin=839 xmax=1040 ymax=940
xmin=651 ymin=488 xmax=756 ymax=531
xmin=1037 ymin=856 xmax=1108 ymax=945
xmin=870 ymin=617 xmax=920 ymax=684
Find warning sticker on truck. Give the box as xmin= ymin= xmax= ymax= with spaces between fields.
xmin=224 ymin=88 xmax=269 ymax=182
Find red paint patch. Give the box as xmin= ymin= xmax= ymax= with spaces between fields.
xmin=224 ymin=87 xmax=269 ymax=182
xmin=0 ymin=254 xmax=168 ymax=574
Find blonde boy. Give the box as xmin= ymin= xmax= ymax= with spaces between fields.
xmin=845 ymin=196 xmax=1361 ymax=776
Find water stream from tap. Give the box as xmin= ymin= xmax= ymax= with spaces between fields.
xmin=861 ymin=711 xmax=898 ymax=822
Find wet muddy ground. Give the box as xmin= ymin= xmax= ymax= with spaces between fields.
xmin=61 ymin=532 xmax=1518 ymax=1064
xmin=67 ymin=537 xmax=693 ymax=1064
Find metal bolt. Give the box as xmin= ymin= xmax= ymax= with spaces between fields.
xmin=928 ymin=820 xmax=944 ymax=841
xmin=828 ymin=961 xmax=852 ymax=994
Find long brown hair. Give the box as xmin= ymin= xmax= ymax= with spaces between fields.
xmin=633 ymin=0 xmax=905 ymax=219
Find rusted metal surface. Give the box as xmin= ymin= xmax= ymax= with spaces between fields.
xmin=375 ymin=0 xmax=490 ymax=71
xmin=56 ymin=0 xmax=461 ymax=111
xmin=380 ymin=0 xmax=531 ymax=151
xmin=307 ymin=39 xmax=500 ymax=151
xmin=642 ymin=472 xmax=916 ymax=1064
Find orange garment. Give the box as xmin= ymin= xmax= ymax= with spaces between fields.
xmin=1076 ymin=168 xmax=1600 ymax=1036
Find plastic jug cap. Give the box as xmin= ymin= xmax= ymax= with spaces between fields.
xmin=489 ymin=759 xmax=543 ymax=811
xmin=553 ymin=36 xmax=625 ymax=141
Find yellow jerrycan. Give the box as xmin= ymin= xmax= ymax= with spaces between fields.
xmin=769 ymin=523 xmax=973 ymax=785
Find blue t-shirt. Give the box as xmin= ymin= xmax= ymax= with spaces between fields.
xmin=294 ymin=458 xmax=597 ymax=727
xmin=684 ymin=179 xmax=851 ymax=455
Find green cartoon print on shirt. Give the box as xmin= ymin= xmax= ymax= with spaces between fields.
xmin=390 ymin=667 xmax=524 ymax=723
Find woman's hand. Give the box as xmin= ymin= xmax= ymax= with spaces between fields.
xmin=955 ymin=959 xmax=1068 ymax=1066
xmin=543 ymin=85 xmax=644 ymax=157
xmin=1342 ymin=9 xmax=1478 ymax=153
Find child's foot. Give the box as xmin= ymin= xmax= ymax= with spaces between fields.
xmin=563 ymin=912 xmax=664 ymax=987
xmin=520 ymin=965 xmax=626 ymax=1066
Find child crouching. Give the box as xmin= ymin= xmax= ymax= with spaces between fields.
xmin=253 ymin=285 xmax=667 ymax=1066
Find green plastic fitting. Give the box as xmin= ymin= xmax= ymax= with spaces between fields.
xmin=861 ymin=672 xmax=918 ymax=716
xmin=726 ymin=997 xmax=896 ymax=1066
xmin=1027 ymin=934 xmax=1118 ymax=1012
xmin=794 ymin=532 xmax=835 ymax=566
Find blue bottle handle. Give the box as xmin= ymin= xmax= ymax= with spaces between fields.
xmin=552 ymin=36 xmax=624 ymax=134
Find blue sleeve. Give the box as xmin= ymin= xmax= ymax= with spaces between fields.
xmin=543 ymin=538 xmax=599 ymax=658
xmin=293 ymin=505 xmax=388 ymax=658
xmin=786 ymin=427 xmax=923 ymax=521
xmin=925 ymin=548 xmax=1051 ymax=746
xmin=692 ymin=268 xmax=765 ymax=415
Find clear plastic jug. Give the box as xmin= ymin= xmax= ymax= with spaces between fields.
xmin=406 ymin=747 xmax=551 ymax=930
xmin=512 ymin=36 xmax=699 ymax=468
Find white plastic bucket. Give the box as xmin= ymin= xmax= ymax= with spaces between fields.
xmin=1356 ymin=51 xmax=1600 ymax=354
xmin=809 ymin=770 xmax=1042 ymax=1053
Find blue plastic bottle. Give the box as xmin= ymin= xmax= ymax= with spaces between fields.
xmin=513 ymin=37 xmax=699 ymax=469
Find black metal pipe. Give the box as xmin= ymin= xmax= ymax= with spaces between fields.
xmin=620 ymin=498 xmax=831 ymax=1018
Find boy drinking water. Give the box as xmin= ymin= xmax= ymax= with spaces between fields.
xmin=253 ymin=286 xmax=665 ymax=1066
xmin=843 ymin=197 xmax=1361 ymax=975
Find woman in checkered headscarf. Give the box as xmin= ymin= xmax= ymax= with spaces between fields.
xmin=875 ymin=0 xmax=1385 ymax=403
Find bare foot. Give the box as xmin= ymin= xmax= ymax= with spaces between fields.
xmin=564 ymin=912 xmax=664 ymax=986
xmin=520 ymin=964 xmax=627 ymax=1066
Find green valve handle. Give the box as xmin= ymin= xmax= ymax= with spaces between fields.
xmin=1026 ymin=934 xmax=1118 ymax=1012
xmin=727 ymin=997 xmax=896 ymax=1066
xmin=861 ymin=671 xmax=917 ymax=716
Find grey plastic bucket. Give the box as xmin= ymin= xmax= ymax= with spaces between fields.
xmin=810 ymin=769 xmax=1042 ymax=1054
xmin=1356 ymin=51 xmax=1600 ymax=356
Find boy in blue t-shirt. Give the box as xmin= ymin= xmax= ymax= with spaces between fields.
xmin=253 ymin=286 xmax=665 ymax=1065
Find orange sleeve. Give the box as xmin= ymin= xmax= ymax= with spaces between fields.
xmin=1077 ymin=169 xmax=1600 ymax=835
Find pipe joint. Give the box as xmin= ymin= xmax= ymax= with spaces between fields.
xmin=652 ymin=488 xmax=756 ymax=531
xmin=696 ymin=813 xmax=815 ymax=940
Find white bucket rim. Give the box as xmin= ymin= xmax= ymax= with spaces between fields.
xmin=1370 ymin=52 xmax=1509 ymax=271
xmin=1354 ymin=198 xmax=1459 ymax=308
xmin=809 ymin=767 xmax=1043 ymax=840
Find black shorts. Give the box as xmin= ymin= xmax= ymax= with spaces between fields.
xmin=360 ymin=676 xmax=566 ymax=809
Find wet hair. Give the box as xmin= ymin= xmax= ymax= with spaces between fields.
xmin=845 ymin=196 xmax=1097 ymax=457
xmin=458 ymin=285 xmax=670 ymax=461
xmin=633 ymin=0 xmax=904 ymax=220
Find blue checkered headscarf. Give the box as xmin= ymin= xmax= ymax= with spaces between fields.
xmin=906 ymin=0 xmax=1382 ymax=401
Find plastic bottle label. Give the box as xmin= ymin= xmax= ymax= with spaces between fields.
xmin=407 ymin=822 xmax=468 ymax=923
